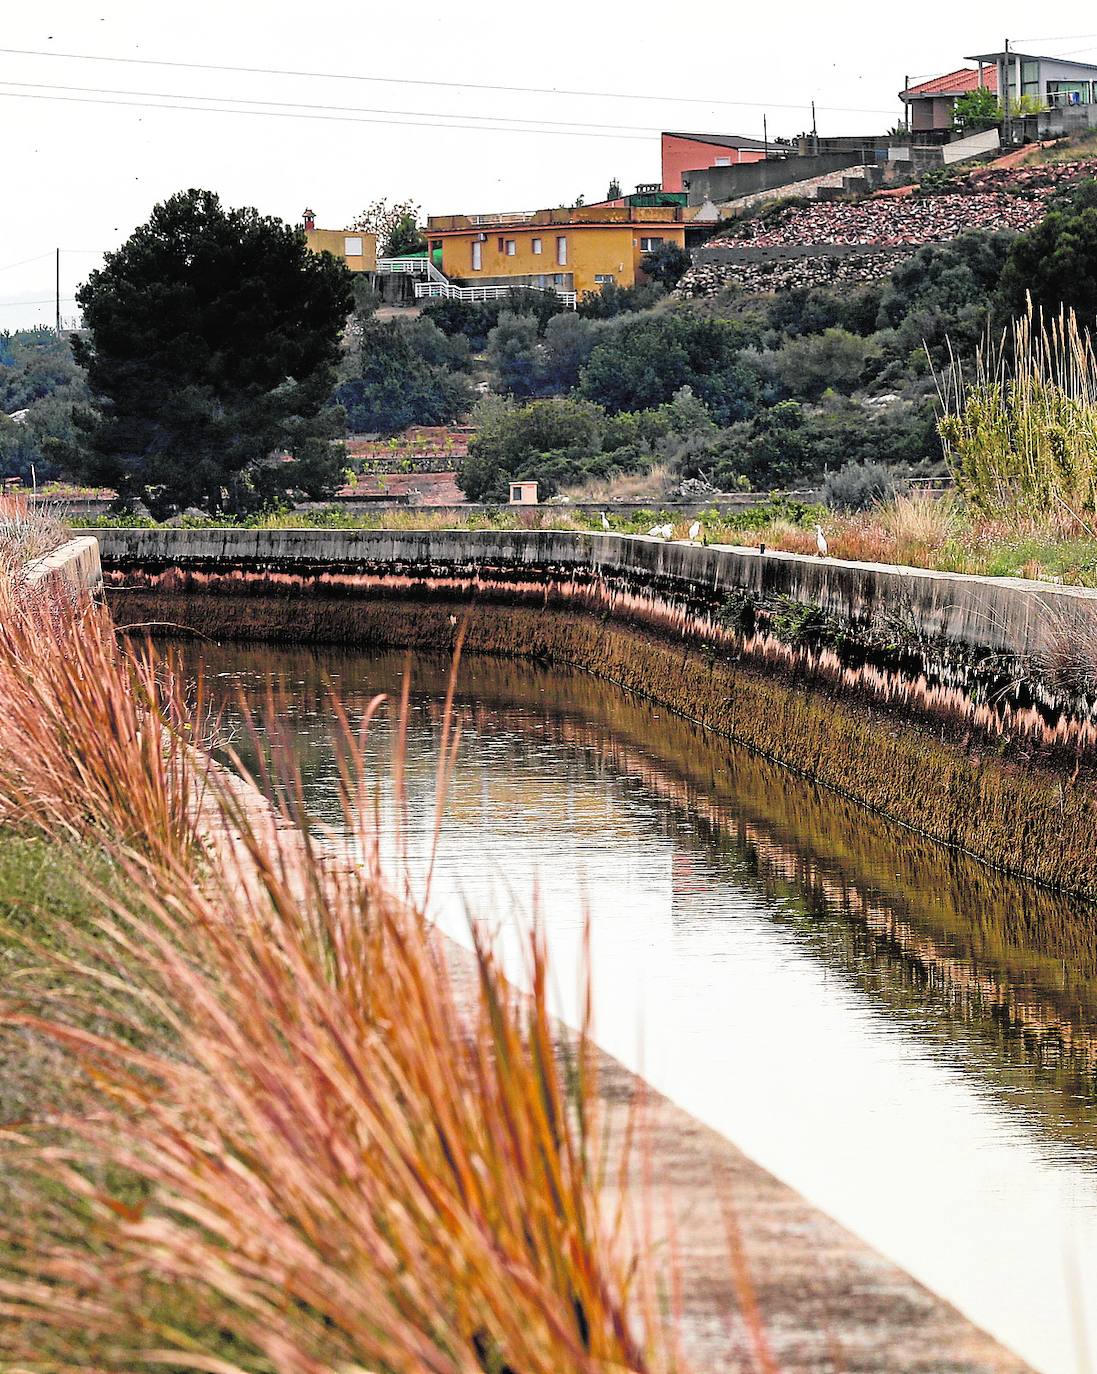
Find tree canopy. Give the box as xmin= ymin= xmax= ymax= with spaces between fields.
xmin=578 ymin=313 xmax=758 ymax=422
xmin=997 ymin=180 xmax=1097 ymax=324
xmin=350 ymin=198 xmax=426 ymax=257
xmin=952 ymin=88 xmax=1000 ymax=130
xmin=70 ymin=189 xmax=354 ymax=516
xmin=639 ymin=242 xmax=692 ymax=290
xmin=335 ymin=316 xmax=472 ymax=434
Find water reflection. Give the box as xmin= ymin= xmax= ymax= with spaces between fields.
xmin=179 ymin=639 xmax=1097 ymax=1374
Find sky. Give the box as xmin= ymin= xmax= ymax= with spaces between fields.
xmin=2 ymin=0 xmax=1096 ymax=331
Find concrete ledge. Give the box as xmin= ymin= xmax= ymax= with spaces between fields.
xmin=25 ymin=536 xmax=103 ymax=598
xmin=94 ymin=526 xmax=1094 ymax=662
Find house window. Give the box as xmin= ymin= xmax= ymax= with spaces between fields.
xmin=505 ymin=239 xmax=517 ymax=256
xmin=471 ymin=240 xmax=482 ymax=271
xmin=1048 ymin=80 xmax=1091 ymax=106
xmin=594 ymin=274 xmax=615 ymax=285
xmin=556 ymin=235 xmax=568 ymax=265
xmin=344 ymin=235 xmax=364 ymax=257
xmin=639 ymin=236 xmax=664 ymax=252
xmin=714 ymin=156 xmax=732 ymax=166
xmin=532 ymin=237 xmax=543 ymax=254
xmin=497 ymin=236 xmax=506 ymax=251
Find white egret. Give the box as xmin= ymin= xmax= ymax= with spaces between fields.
xmin=688 ymin=519 xmax=702 ymax=542
xmin=600 ymin=511 xmax=611 ymax=531
xmin=815 ymin=524 xmax=829 ymax=558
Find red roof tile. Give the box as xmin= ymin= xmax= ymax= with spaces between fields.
xmin=904 ymin=67 xmax=998 ymax=98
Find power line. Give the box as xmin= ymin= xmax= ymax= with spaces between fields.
xmin=0 ymin=251 xmax=55 ymax=275
xmin=0 ymin=296 xmax=77 ymax=307
xmin=1013 ymin=32 xmax=1097 ymax=43
xmin=0 ymin=45 xmax=901 ymax=118
xmin=0 ymin=77 xmax=673 ymax=135
xmin=0 ymin=87 xmax=655 ymax=141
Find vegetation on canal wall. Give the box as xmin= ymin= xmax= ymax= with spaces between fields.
xmin=110 ymin=581 xmax=1097 ymax=897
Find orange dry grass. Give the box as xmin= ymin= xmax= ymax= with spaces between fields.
xmin=0 ymin=579 xmax=681 ymax=1374
xmin=733 ymin=495 xmax=958 ymax=569
xmin=0 ymin=576 xmax=200 ymax=860
xmin=0 ymin=491 xmax=66 ymax=575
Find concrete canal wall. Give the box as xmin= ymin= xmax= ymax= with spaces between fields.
xmin=26 ymin=535 xmax=103 ymax=599
xmin=98 ymin=526 xmax=1097 ymax=895
xmin=94 ymin=525 xmax=1097 ymax=661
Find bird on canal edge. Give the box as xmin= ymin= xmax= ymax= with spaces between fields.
xmin=647 ymin=523 xmax=674 ymax=540
xmin=688 ymin=519 xmax=702 ymax=543
xmin=815 ymin=524 xmax=829 ymax=558
xmin=600 ymin=511 xmax=611 ymax=531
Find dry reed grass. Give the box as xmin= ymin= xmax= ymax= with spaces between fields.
xmin=0 ymin=576 xmax=200 ymax=861
xmin=561 ymin=464 xmax=673 ymax=505
xmin=938 ymin=302 xmax=1097 ymax=524
xmin=0 ymin=491 xmax=67 ymax=578
xmin=0 ymin=573 xmax=684 ymax=1374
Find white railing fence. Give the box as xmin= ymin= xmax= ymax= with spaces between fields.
xmin=413 ymin=281 xmax=577 ymax=308
xmin=375 ymin=256 xmax=432 ymax=275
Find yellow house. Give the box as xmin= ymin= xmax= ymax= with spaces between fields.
xmin=424 ymin=202 xmax=701 ymax=300
xmin=301 ymin=211 xmax=377 ymax=273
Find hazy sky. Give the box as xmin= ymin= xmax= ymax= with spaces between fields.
xmin=3 ymin=0 xmax=1095 ymax=330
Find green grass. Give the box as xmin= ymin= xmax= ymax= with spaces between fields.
xmin=0 ymin=832 xmax=116 ymax=1118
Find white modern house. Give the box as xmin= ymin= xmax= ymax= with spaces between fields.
xmin=964 ymin=48 xmax=1097 ymax=111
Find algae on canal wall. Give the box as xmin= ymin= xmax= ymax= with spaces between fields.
xmin=98 ymin=527 xmax=1097 ymax=895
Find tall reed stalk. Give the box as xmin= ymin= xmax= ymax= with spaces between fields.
xmin=938 ymin=300 xmax=1097 ymax=523
xmin=0 ymin=571 xmax=682 ymax=1374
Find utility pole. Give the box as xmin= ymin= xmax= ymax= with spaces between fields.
xmin=763 ymin=113 xmax=769 ymax=159
xmin=55 ymin=247 xmax=61 ymax=337
xmin=903 ymin=74 xmax=910 ymax=133
xmin=811 ymin=100 xmax=819 ymax=156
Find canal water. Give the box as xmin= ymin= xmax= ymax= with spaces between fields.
xmin=180 ymin=639 xmax=1097 ymax=1374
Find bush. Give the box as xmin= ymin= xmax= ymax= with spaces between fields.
xmin=769 ymin=328 xmax=880 ymax=400
xmin=579 ymin=313 xmax=758 ymax=423
xmin=576 ymin=281 xmax=664 ymax=319
xmin=638 ymin=242 xmax=692 ymax=290
xmin=486 ymin=311 xmax=543 ymax=398
xmin=669 ymin=395 xmax=942 ymax=492
xmin=876 ymin=232 xmax=1011 ymax=364
xmin=459 ymin=395 xmax=604 ymax=500
xmin=939 ymin=303 xmax=1097 ymax=517
xmin=421 ymin=289 xmax=566 ymax=348
xmin=539 ymin=312 xmax=604 ymax=392
xmin=997 ymin=180 xmax=1097 ymax=324
xmin=0 ymin=328 xmax=89 ymax=483
xmin=819 ymin=459 xmax=911 ymax=510
xmin=335 ymin=317 xmax=472 ymax=434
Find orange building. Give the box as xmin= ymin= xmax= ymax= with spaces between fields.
xmin=660 ymin=131 xmax=770 ymax=192
xmin=301 ymin=210 xmax=377 ymax=273
xmin=425 ymin=200 xmax=710 ymax=303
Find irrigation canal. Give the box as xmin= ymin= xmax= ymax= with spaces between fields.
xmin=182 ymin=639 xmax=1097 ymax=1374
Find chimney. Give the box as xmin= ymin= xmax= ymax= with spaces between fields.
xmin=302 ymin=207 xmax=316 ymax=231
